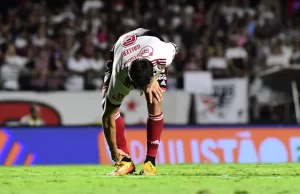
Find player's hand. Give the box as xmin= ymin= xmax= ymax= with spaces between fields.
xmin=111 ymin=149 xmax=130 ymax=162
xmin=146 ymin=79 xmax=163 ymax=103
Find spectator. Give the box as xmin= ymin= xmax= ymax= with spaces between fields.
xmin=19 ymin=47 xmax=35 ymax=90
xmin=207 ymin=44 xmax=228 ymax=79
xmin=97 ymin=26 xmax=108 ymax=49
xmin=87 ymin=48 xmax=105 ymax=89
xmin=20 ymin=103 xmax=45 ymax=126
xmin=82 ymin=0 xmax=104 ymax=14
xmin=65 ymin=50 xmax=89 ymax=91
xmin=225 ymin=40 xmax=248 ymax=76
xmin=291 ymin=39 xmax=300 ymax=64
xmin=48 ymin=51 xmax=67 ymax=91
xmin=32 ymin=24 xmax=47 ymax=48
xmin=266 ymin=41 xmax=290 ymax=67
xmin=30 ymin=47 xmax=50 ymax=91
xmin=14 ymin=30 xmax=29 ymax=52
xmin=184 ymin=57 xmax=201 ymax=71
xmin=1 ymin=44 xmax=28 ymax=90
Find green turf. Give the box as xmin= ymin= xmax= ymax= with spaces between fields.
xmin=0 ymin=164 xmax=300 ymax=194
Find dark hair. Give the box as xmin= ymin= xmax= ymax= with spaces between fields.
xmin=30 ymin=103 xmax=38 ymax=113
xmin=129 ymin=58 xmax=153 ymax=88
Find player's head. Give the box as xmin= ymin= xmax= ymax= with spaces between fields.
xmin=129 ymin=58 xmax=153 ymax=89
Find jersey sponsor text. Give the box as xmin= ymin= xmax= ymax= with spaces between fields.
xmin=138 ymin=46 xmax=154 ymax=57
xmin=121 ymin=44 xmax=141 ymax=56
xmin=112 ymin=93 xmax=125 ymax=102
xmin=124 ymin=76 xmax=132 ymax=88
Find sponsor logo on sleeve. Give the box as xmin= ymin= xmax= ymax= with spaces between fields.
xmin=138 ymin=46 xmax=154 ymax=57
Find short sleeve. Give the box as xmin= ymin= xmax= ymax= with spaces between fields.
xmin=153 ymin=42 xmax=177 ymax=73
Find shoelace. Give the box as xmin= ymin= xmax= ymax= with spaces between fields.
xmin=149 ymin=163 xmax=155 ymax=172
xmin=144 ymin=162 xmax=155 ymax=172
xmin=114 ymin=162 xmax=122 ymax=171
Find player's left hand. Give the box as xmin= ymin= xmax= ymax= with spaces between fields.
xmin=111 ymin=149 xmax=130 ymax=162
xmin=146 ymin=79 xmax=163 ymax=103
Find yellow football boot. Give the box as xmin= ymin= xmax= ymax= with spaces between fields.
xmin=107 ymin=160 xmax=135 ymax=176
xmin=139 ymin=161 xmax=156 ymax=176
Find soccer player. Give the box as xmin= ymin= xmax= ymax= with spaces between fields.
xmin=102 ymin=28 xmax=177 ymax=176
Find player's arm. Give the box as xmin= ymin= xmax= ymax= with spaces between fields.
xmin=147 ymin=72 xmax=162 ymax=103
xmin=102 ymin=45 xmax=115 ymax=108
xmin=102 ymin=99 xmax=120 ymax=161
xmin=101 ymin=44 xmax=124 ymax=161
xmin=147 ymin=42 xmax=178 ymax=103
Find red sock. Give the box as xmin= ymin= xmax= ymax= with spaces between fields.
xmin=146 ymin=113 xmax=163 ymax=157
xmin=115 ymin=112 xmax=129 ymax=154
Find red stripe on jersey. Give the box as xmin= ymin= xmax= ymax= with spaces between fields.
xmin=152 ymin=62 xmax=166 ymax=66
xmin=152 ymin=59 xmax=166 ymax=66
xmin=151 ymin=58 xmax=166 ymax=61
xmin=151 ymin=58 xmax=166 ymax=63
xmin=153 ymin=60 xmax=166 ymax=64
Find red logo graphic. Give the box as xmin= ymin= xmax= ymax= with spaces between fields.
xmin=0 ymin=101 xmax=62 ymax=126
xmin=202 ymin=97 xmax=217 ymax=113
xmin=138 ymin=46 xmax=154 ymax=57
xmin=0 ymin=129 xmax=35 ymax=166
xmin=127 ymin=99 xmax=137 ymax=111
xmin=121 ymin=34 xmax=137 ymax=47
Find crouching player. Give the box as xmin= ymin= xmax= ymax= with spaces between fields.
xmin=102 ymin=28 xmax=177 ymax=176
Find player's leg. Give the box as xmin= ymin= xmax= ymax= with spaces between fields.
xmin=114 ymin=112 xmax=129 ymax=155
xmin=139 ymin=95 xmax=163 ymax=176
xmin=140 ymin=68 xmax=168 ymax=175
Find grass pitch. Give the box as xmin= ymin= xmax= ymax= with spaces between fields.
xmin=0 ymin=164 xmax=300 ymax=194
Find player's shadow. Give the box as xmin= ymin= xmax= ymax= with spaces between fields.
xmin=197 ymin=190 xmax=210 ymax=194
xmin=235 ymin=191 xmax=249 ymax=194
xmin=197 ymin=190 xmax=249 ymax=194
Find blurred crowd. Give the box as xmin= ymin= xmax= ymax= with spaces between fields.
xmin=0 ymin=0 xmax=299 ymax=91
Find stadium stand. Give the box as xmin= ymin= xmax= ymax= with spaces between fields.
xmin=0 ymin=0 xmax=299 ymax=123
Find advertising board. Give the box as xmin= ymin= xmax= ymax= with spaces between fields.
xmin=1 ymin=126 xmax=299 ymax=165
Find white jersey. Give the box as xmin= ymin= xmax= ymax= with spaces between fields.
xmin=104 ymin=28 xmax=177 ymax=106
